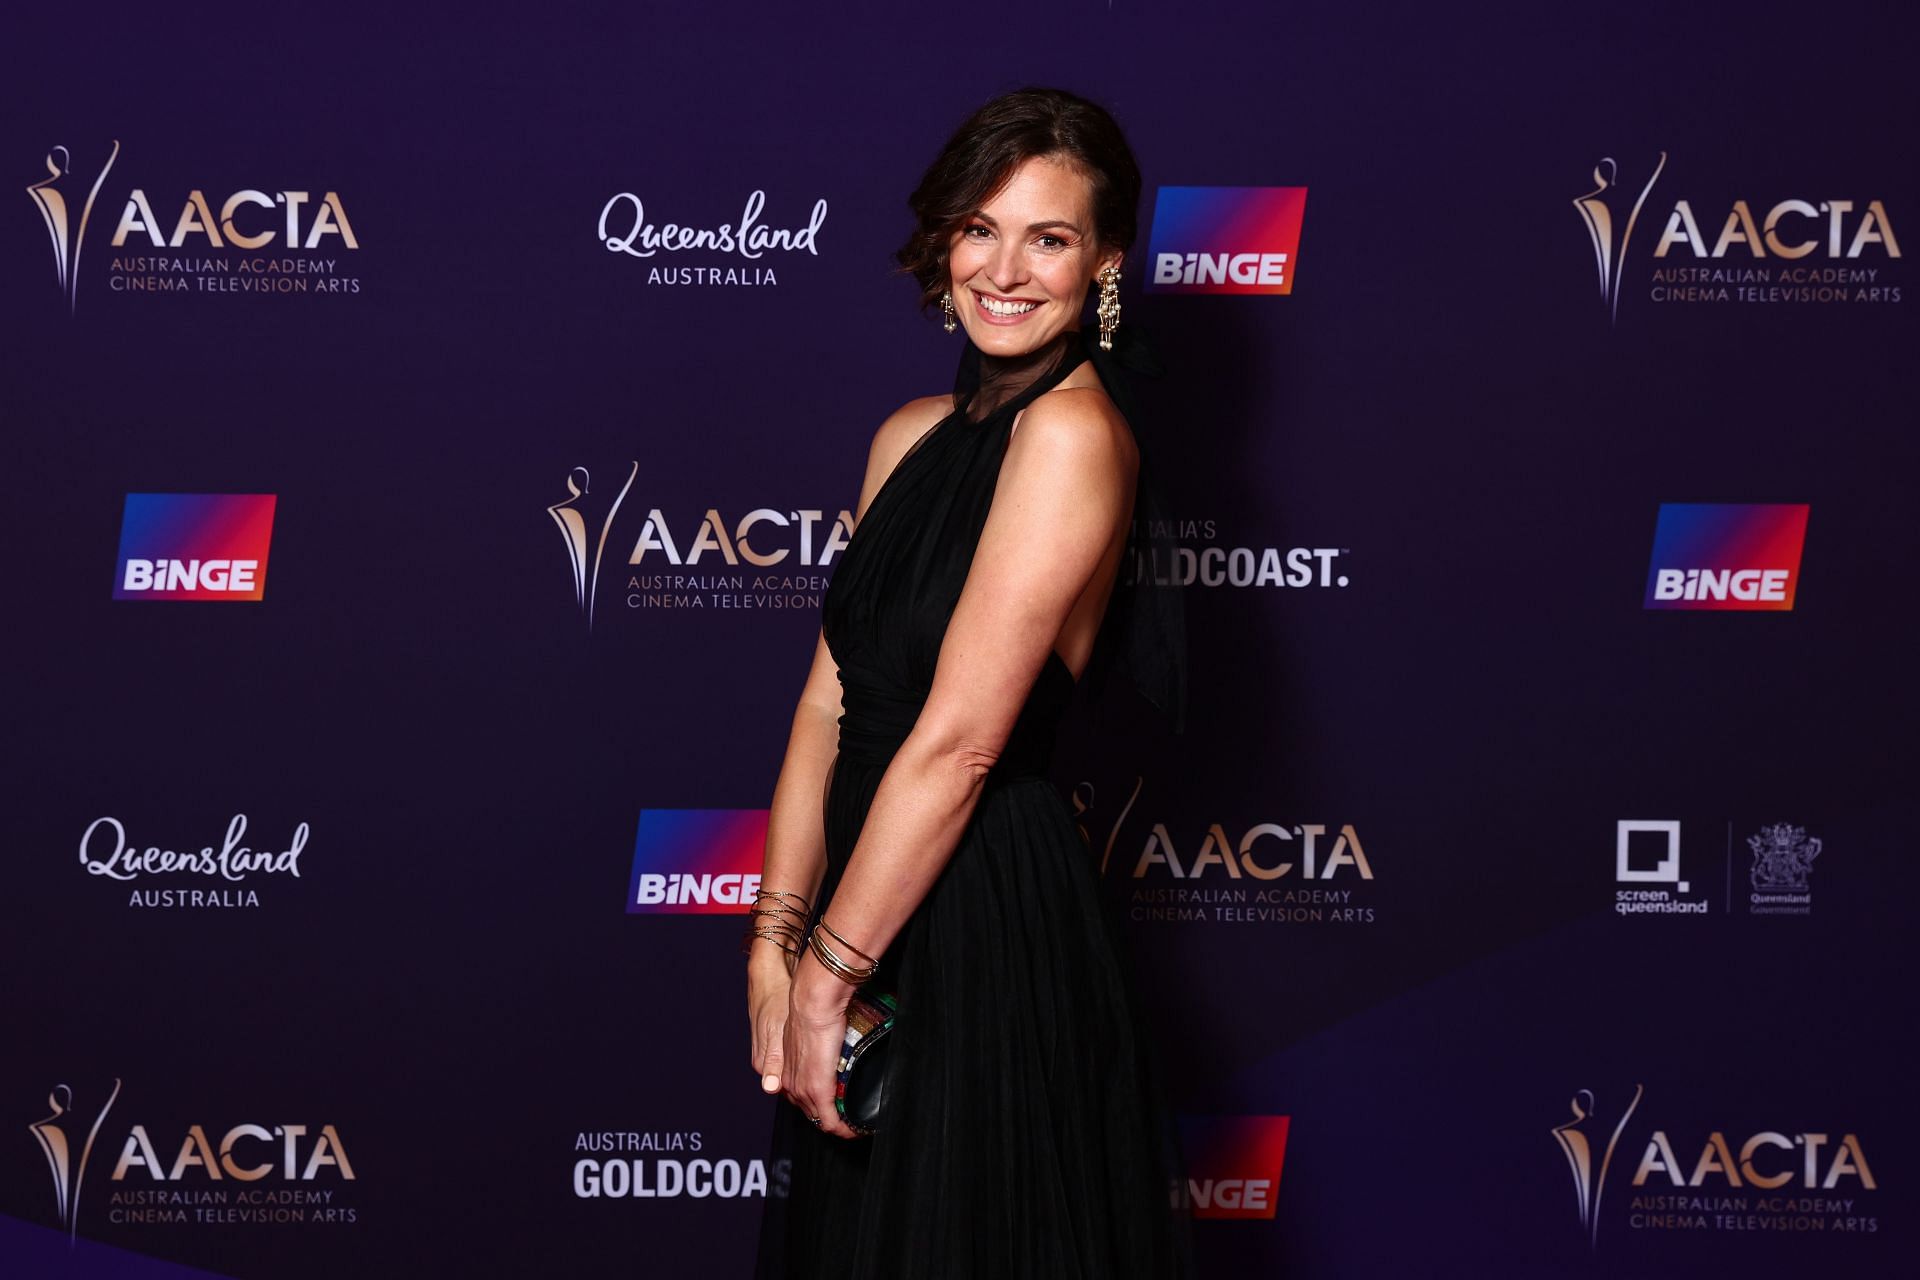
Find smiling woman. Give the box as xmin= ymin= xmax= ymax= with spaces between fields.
xmin=744 ymin=87 xmax=1195 ymax=1279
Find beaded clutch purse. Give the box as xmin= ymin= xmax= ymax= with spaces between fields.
xmin=834 ymin=985 xmax=899 ymax=1138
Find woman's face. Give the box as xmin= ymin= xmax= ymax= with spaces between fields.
xmin=947 ymin=153 xmax=1122 ymax=357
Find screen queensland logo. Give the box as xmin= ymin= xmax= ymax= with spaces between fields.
xmin=114 ymin=493 xmax=276 ymax=601
xmin=1615 ymin=820 xmax=1709 ymax=915
xmin=1643 ymin=503 xmax=1809 ymax=612
xmin=627 ymin=808 xmax=768 ymax=914
xmin=1145 ymin=187 xmax=1307 ymax=295
xmin=1176 ymin=1115 xmax=1290 ymax=1220
xmin=28 ymin=139 xmax=362 ymax=313
xmin=1573 ymin=152 xmax=1900 ymax=322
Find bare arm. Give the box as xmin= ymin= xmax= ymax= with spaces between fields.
xmin=747 ymin=394 xmax=954 ymax=1092
xmin=746 ymin=393 xmax=952 ymax=974
xmin=790 ymin=386 xmax=1135 ymax=988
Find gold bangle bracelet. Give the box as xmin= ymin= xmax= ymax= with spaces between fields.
xmin=815 ymin=916 xmax=878 ymax=967
xmin=807 ymin=928 xmax=878 ymax=984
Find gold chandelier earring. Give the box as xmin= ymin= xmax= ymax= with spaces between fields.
xmin=941 ymin=290 xmax=957 ymax=333
xmin=1096 ymin=265 xmax=1121 ymax=350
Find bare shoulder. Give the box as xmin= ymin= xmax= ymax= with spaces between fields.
xmin=1008 ymin=384 xmax=1138 ymax=480
xmin=869 ymin=392 xmax=952 ymax=470
xmin=853 ymin=393 xmax=955 ymax=522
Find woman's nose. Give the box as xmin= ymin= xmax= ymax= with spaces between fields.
xmin=986 ymin=242 xmax=1028 ymax=292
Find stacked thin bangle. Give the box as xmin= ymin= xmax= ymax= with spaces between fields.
xmin=740 ymin=888 xmax=813 ymax=961
xmin=807 ymin=917 xmax=880 ymax=985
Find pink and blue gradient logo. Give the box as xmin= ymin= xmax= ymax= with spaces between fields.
xmin=627 ymin=808 xmax=769 ymax=914
xmin=1644 ymin=503 xmax=1810 ymax=611
xmin=113 ymin=493 xmax=277 ymax=601
xmin=1144 ymin=187 xmax=1308 ymax=295
xmin=1177 ymin=1115 xmax=1291 ymax=1220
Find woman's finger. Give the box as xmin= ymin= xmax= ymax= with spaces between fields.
xmin=795 ymin=1011 xmax=857 ymax=1140
xmin=759 ymin=1013 xmax=785 ymax=1093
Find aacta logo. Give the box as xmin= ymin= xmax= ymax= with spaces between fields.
xmin=29 ymin=1080 xmax=121 ymax=1243
xmin=114 ymin=493 xmax=277 ymax=601
xmin=109 ymin=1123 xmax=354 ymax=1182
xmin=1553 ymin=1084 xmax=1878 ymax=1247
xmin=1081 ymin=777 xmax=1373 ymax=882
xmin=1576 ymin=153 xmax=1900 ymax=320
xmin=627 ymin=808 xmax=769 ymax=914
xmin=1643 ymin=503 xmax=1809 ymax=611
xmin=549 ymin=464 xmax=852 ymax=629
xmin=110 ymin=187 xmax=356 ymax=251
xmin=1144 ymin=187 xmax=1307 ymax=295
xmin=32 ymin=1079 xmax=354 ymax=1237
xmin=1176 ymin=1115 xmax=1290 ymax=1220
xmin=27 ymin=142 xmax=120 ymax=314
xmin=29 ymin=140 xmax=360 ymax=310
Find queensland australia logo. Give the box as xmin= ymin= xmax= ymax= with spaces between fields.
xmin=1748 ymin=823 xmax=1822 ymax=917
xmin=1072 ymin=776 xmax=1376 ymax=927
xmin=28 ymin=140 xmax=362 ymax=308
xmin=1644 ymin=503 xmax=1809 ymax=612
xmin=1175 ymin=1116 xmax=1290 ymax=1220
xmin=1145 ymin=186 xmax=1307 ymax=294
xmin=1552 ymin=1083 xmax=1878 ymax=1247
xmin=627 ymin=808 xmax=768 ymax=915
xmin=548 ymin=464 xmax=849 ymax=629
xmin=32 ymin=1079 xmax=359 ymax=1235
xmin=78 ymin=814 xmax=310 ymax=909
xmin=597 ymin=186 xmax=827 ymax=286
xmin=1575 ymin=152 xmax=1900 ymax=320
xmin=114 ymin=493 xmax=277 ymax=602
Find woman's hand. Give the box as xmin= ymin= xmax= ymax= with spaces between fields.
xmin=747 ymin=950 xmax=795 ymax=1097
xmin=780 ymin=952 xmax=859 ymax=1139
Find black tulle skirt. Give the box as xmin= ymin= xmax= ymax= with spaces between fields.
xmin=753 ymin=752 xmax=1196 ymax=1279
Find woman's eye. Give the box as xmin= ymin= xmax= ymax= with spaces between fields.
xmin=965 ymin=224 xmax=991 ymax=238
xmin=1037 ymin=234 xmax=1065 ymax=249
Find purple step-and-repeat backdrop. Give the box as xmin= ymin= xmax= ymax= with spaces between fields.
xmin=3 ymin=2 xmax=1912 ymax=1276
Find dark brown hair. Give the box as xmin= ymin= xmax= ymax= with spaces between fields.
xmin=895 ymin=87 xmax=1142 ymax=314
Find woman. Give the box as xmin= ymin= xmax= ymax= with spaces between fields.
xmin=745 ymin=87 xmax=1193 ymax=1277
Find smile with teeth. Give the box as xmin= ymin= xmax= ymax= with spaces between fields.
xmin=974 ymin=290 xmax=1043 ymax=317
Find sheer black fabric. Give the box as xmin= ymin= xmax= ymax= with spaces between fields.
xmin=753 ymin=326 xmax=1196 ymax=1280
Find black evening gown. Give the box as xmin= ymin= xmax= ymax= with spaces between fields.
xmin=755 ymin=326 xmax=1195 ymax=1279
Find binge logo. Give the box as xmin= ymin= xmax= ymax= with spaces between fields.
xmin=1175 ymin=1115 xmax=1290 ymax=1220
xmin=113 ymin=494 xmax=276 ymax=601
xmin=1145 ymin=187 xmax=1308 ymax=295
xmin=627 ymin=808 xmax=768 ymax=914
xmin=1644 ymin=503 xmax=1809 ymax=611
